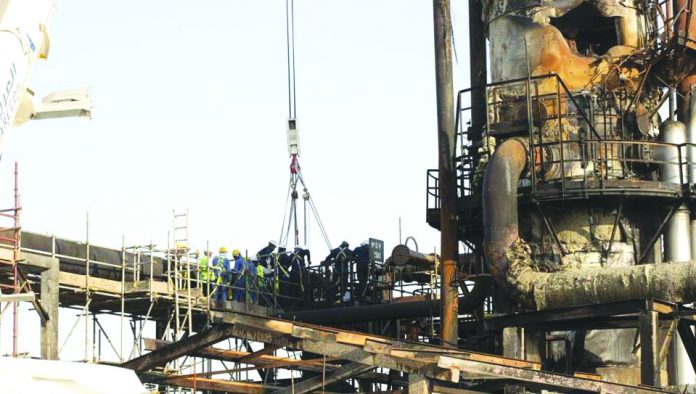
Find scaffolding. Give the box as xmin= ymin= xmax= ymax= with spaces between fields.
xmin=0 ymin=192 xmax=452 ymax=393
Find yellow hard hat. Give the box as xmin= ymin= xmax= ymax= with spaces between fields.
xmin=176 ymin=241 xmax=188 ymax=250
xmin=232 ymin=249 xmax=241 ymax=257
xmin=219 ymin=246 xmax=228 ymax=253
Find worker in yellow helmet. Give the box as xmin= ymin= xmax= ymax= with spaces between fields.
xmin=211 ymin=247 xmax=230 ymax=302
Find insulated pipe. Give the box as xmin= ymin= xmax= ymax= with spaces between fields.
xmin=660 ymin=121 xmax=691 ymax=263
xmin=281 ymin=276 xmax=491 ymax=325
xmin=481 ymin=138 xmax=696 ymax=310
xmin=390 ymin=244 xmax=436 ymax=267
xmin=482 ymin=138 xmax=529 ymax=303
xmin=665 ymin=120 xmax=696 ymax=386
xmin=688 ymin=90 xmax=696 ymax=260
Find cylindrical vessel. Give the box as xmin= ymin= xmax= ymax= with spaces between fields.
xmin=660 ymin=120 xmax=691 ymax=263
xmin=688 ymin=90 xmax=696 ymax=185
xmin=664 ymin=206 xmax=692 ymax=263
xmin=660 ymin=120 xmax=688 ymax=184
xmin=659 ymin=119 xmax=695 ymax=385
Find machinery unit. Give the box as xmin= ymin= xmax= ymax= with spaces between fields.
xmin=427 ymin=0 xmax=696 ymax=387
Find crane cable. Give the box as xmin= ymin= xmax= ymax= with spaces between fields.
xmin=277 ymin=0 xmax=332 ymax=251
xmin=286 ymin=0 xmax=297 ymax=119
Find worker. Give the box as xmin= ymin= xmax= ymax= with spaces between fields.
xmin=256 ymin=240 xmax=277 ymax=263
xmin=270 ymin=247 xmax=290 ymax=306
xmin=289 ymin=245 xmax=311 ymax=305
xmin=323 ymin=241 xmax=352 ymax=304
xmin=352 ymin=241 xmax=371 ymax=300
xmin=211 ymin=247 xmax=230 ymax=302
xmin=256 ymin=259 xmax=270 ymax=304
xmin=255 ymin=241 xmax=277 ymax=304
xmin=232 ymin=249 xmax=257 ymax=303
xmin=197 ymin=250 xmax=212 ymax=295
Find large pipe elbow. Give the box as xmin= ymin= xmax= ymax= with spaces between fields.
xmin=482 ymin=138 xmax=528 ymax=300
xmin=481 ymin=138 xmax=696 ymax=310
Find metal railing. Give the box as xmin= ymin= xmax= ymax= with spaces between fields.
xmin=427 ymin=74 xmax=695 ymax=210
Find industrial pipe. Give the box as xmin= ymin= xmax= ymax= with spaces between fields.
xmin=281 ymin=276 xmax=491 ymax=325
xmin=688 ymin=90 xmax=696 ymax=260
xmin=482 ymin=138 xmax=696 ymax=310
xmin=433 ymin=0 xmax=459 ymax=347
xmin=390 ymin=244 xmax=436 ymax=267
xmin=660 ymin=121 xmax=692 ymax=264
xmin=482 ymin=138 xmax=529 ymax=303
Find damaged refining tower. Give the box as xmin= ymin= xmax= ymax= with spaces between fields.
xmin=430 ymin=0 xmax=696 ymax=387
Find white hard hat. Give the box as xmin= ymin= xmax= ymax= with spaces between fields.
xmin=269 ymin=240 xmax=278 ymax=247
xmin=361 ymin=240 xmax=368 ymax=246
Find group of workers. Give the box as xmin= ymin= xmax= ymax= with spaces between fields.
xmin=322 ymin=240 xmax=372 ymax=303
xmin=195 ymin=241 xmax=311 ymax=305
xmin=194 ymin=239 xmax=374 ymax=307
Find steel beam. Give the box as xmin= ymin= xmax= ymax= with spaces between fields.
xmin=274 ymin=362 xmax=374 ymax=394
xmin=158 ymin=376 xmax=265 ymax=393
xmin=237 ymin=343 xmax=283 ymax=363
xmin=144 ymin=337 xmax=339 ymax=373
xmin=438 ymin=356 xmax=666 ymax=394
xmin=121 ymin=325 xmax=237 ymax=372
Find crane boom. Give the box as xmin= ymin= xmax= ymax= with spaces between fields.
xmin=0 ymin=0 xmax=91 ymax=154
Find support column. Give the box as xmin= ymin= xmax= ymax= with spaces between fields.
xmin=433 ymin=0 xmax=458 ymax=349
xmin=640 ymin=310 xmax=660 ymax=387
xmin=408 ymin=372 xmax=431 ymax=394
xmin=40 ymin=258 xmax=59 ymax=360
xmin=502 ymin=327 xmax=523 ymax=359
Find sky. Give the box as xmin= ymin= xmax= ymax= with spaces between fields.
xmin=0 ymin=0 xmax=475 ymax=360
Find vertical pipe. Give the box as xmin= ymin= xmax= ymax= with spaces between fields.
xmin=120 ymin=235 xmax=125 ymax=362
xmin=12 ymin=162 xmax=18 ymax=357
xmin=661 ymin=120 xmax=695 ymax=385
xmin=469 ymin=0 xmax=487 ymax=158
xmin=661 ymin=121 xmax=690 ymax=263
xmin=687 ymin=87 xmax=696 ymax=259
xmin=675 ymin=0 xmax=696 ymax=380
xmin=85 ymin=213 xmax=90 ymax=362
xmin=433 ymin=0 xmax=458 ymax=347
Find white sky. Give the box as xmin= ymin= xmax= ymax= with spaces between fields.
xmin=0 ymin=0 xmax=475 ymax=360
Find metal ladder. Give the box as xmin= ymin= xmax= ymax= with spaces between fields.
xmin=171 ymin=209 xmax=193 ymax=338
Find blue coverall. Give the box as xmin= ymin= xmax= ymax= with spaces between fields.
xmin=232 ymin=256 xmax=257 ymax=303
xmin=211 ymin=254 xmax=230 ymax=301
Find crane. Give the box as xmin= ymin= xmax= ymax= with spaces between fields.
xmin=0 ymin=0 xmax=91 ymax=155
